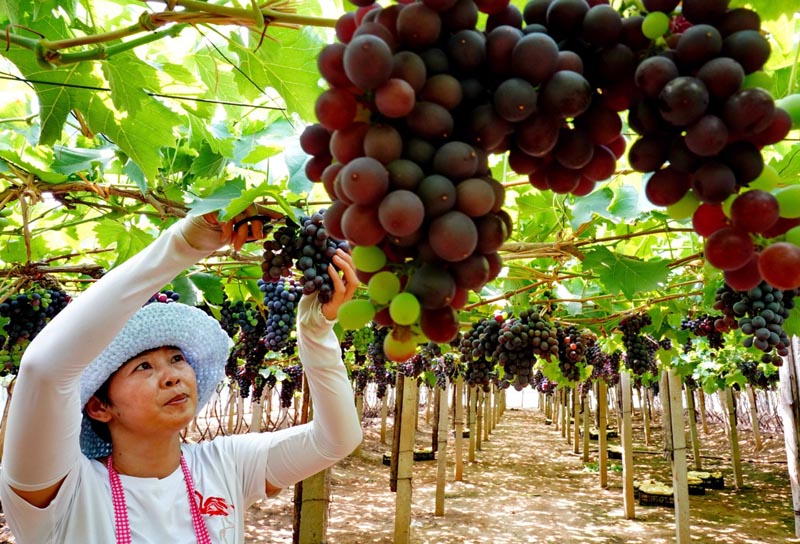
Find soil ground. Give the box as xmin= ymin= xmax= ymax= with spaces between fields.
xmin=1 ymin=390 xmax=797 ymax=543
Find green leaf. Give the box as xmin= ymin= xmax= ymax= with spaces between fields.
xmin=101 ymin=52 xmax=154 ymax=115
xmin=607 ymin=185 xmax=642 ymax=220
xmin=284 ymin=139 xmax=313 ymax=194
xmin=122 ymin=159 xmax=147 ymax=193
xmin=51 ymin=145 xmax=114 ymax=175
xmin=170 ymin=275 xmax=200 ymax=306
xmin=0 ymin=134 xmax=67 ymax=183
xmin=186 ymin=178 xmax=246 ymax=216
xmin=582 ymin=246 xmax=671 ymax=300
xmin=227 ymin=26 xmax=324 ymax=120
xmin=191 ymin=144 xmax=227 ymax=178
xmin=186 ymin=272 xmax=225 ymax=305
xmin=94 ymin=221 xmax=154 ymax=266
xmin=570 ymin=187 xmax=613 ymax=228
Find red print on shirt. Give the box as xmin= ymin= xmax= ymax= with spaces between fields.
xmin=195 ymin=491 xmax=234 ymax=516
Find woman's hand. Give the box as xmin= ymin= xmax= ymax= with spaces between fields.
xmin=203 ymin=204 xmax=282 ymax=251
xmin=321 ymin=249 xmax=358 ymax=321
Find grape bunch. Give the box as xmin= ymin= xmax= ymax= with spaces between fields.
xmin=555 ymin=323 xmax=594 ymax=383
xmin=619 ymin=313 xmax=657 ymax=376
xmin=458 ymin=317 xmax=501 ymax=389
xmin=737 ymin=359 xmax=778 ymax=389
xmin=258 ymin=278 xmax=300 ymax=353
xmin=680 ymin=313 xmax=725 ymax=350
xmin=219 ymin=297 xmax=268 ymax=397
xmin=146 ymin=290 xmax=180 ymax=304
xmin=433 ymin=352 xmax=461 ymax=389
xmin=493 ymin=315 xmax=537 ymax=389
xmin=367 ymin=325 xmax=394 ymax=398
xmin=629 ymin=0 xmax=795 ymax=291
xmin=279 ymin=364 xmax=304 ymax=409
xmin=725 ymin=281 xmax=794 ymax=364
xmin=0 ymin=286 xmax=71 ymax=350
xmin=532 ymin=369 xmax=557 ymax=395
xmin=261 ymin=211 xmax=350 ymax=303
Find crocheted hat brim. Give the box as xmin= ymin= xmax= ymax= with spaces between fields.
xmin=79 ymin=303 xmax=232 ymax=458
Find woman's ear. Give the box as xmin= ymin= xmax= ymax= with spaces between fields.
xmin=85 ymin=396 xmax=112 ymax=422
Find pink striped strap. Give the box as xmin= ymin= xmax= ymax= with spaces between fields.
xmin=108 ymin=454 xmax=212 ymax=543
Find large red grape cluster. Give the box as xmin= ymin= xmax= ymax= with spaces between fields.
xmin=301 ymin=0 xmax=795 ymax=361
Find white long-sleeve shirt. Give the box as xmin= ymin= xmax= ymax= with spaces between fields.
xmin=0 ymin=217 xmax=362 ymax=543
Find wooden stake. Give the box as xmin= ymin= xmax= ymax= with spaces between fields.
xmin=483 ymin=386 xmax=491 ymax=441
xmin=394 ymin=376 xmax=418 ymax=544
xmin=390 ymin=374 xmax=404 ymax=493
xmin=725 ymin=387 xmax=744 ymax=489
xmin=621 ymin=371 xmax=635 ymax=519
xmin=454 ymin=377 xmax=464 ymax=481
xmin=573 ymin=387 xmax=580 ymax=454
xmin=685 ymin=387 xmax=702 ymax=471
xmin=380 ymin=394 xmax=388 ymax=444
xmin=468 ymin=386 xmax=477 ymax=462
xmin=779 ymin=336 xmax=800 ymax=537
xmin=562 ymin=389 xmax=568 ymax=439
xmin=598 ymin=380 xmax=608 ymax=488
xmin=582 ymin=391 xmax=590 ymax=462
xmin=432 ymin=386 xmax=440 ymax=453
xmin=668 ymin=370 xmax=690 ymax=543
xmin=661 ymin=371 xmax=673 ymax=461
xmin=698 ymin=388 xmax=709 ymax=434
xmin=354 ymin=393 xmax=364 ymax=457
xmin=643 ymin=385 xmax=652 ymax=447
xmin=746 ymin=384 xmax=763 ymax=452
xmin=435 ymin=382 xmax=449 ymax=516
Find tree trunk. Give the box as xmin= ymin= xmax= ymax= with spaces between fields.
xmin=780 ymin=337 xmax=800 ymax=537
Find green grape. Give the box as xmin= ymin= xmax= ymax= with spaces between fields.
xmin=775 ymin=185 xmax=800 ymax=218
xmin=337 ymin=299 xmax=376 ymax=330
xmin=367 ymin=271 xmax=401 ymax=305
xmin=743 ymin=71 xmax=772 ymax=90
xmin=749 ymin=164 xmax=780 ymax=191
xmin=666 ymin=190 xmax=700 ymax=220
xmin=777 ymin=94 xmax=800 ymax=129
xmin=786 ymin=225 xmax=800 ymax=246
xmin=389 ymin=292 xmax=420 ymax=326
xmin=641 ymin=12 xmax=670 ymax=40
xmin=352 ymin=245 xmax=387 ymax=273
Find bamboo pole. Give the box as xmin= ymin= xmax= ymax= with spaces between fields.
xmin=598 ymin=380 xmax=608 ymax=488
xmin=746 ymin=384 xmax=763 ymax=452
xmin=621 ymin=371 xmax=635 ymax=519
xmin=468 ymin=386 xmax=477 ymax=462
xmin=725 ymin=387 xmax=744 ymax=489
xmin=668 ymin=371 xmax=690 ymax=543
xmin=454 ymin=377 xmax=464 ymax=481
xmin=394 ymin=376 xmax=418 ymax=544
xmin=685 ymin=387 xmax=702 ymax=471
xmin=435 ymin=382 xmax=449 ymax=516
xmin=779 ymin=336 xmax=800 ymax=537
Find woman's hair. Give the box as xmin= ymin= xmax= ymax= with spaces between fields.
xmin=86 ymin=375 xmax=113 ymax=444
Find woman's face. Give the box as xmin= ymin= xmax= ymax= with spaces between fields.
xmin=102 ymin=346 xmax=199 ymax=440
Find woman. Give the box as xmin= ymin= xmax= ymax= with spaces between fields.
xmin=0 ymin=209 xmax=363 ymax=543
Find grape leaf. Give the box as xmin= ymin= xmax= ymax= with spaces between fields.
xmin=570 ymin=187 xmax=613 ymax=228
xmin=101 ymin=52 xmax=155 ymax=115
xmin=94 ymin=221 xmax=153 ymax=266
xmin=51 ymin=145 xmax=114 ymax=175
xmin=185 ymin=272 xmax=225 ymax=306
xmin=0 ymin=134 xmax=66 ymax=183
xmin=582 ymin=246 xmax=670 ymax=300
xmin=607 ymin=185 xmax=641 ymax=220
xmin=186 ymin=178 xmax=247 ymax=216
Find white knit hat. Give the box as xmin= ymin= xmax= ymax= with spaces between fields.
xmin=79 ymin=303 xmax=233 ymax=458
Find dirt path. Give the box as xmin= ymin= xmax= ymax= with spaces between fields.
xmin=1 ymin=398 xmax=798 ymax=543
xmin=248 ymin=400 xmax=800 ymax=544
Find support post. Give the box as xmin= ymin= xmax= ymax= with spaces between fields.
xmin=621 ymin=371 xmax=635 ymax=519
xmin=598 ymin=380 xmax=608 ymax=488
xmin=435 ymin=382 xmax=449 ymax=516
xmin=454 ymin=377 xmax=464 ymax=481
xmin=685 ymin=386 xmax=702 ymax=471
xmin=394 ymin=376 xmax=418 ymax=544
xmin=468 ymin=386 xmax=477 ymax=462
xmin=746 ymin=384 xmax=763 ymax=452
xmin=582 ymin=390 xmax=591 ymax=462
xmin=573 ymin=387 xmax=581 ymax=454
xmin=668 ymin=370 xmax=690 ymax=543
xmin=725 ymin=387 xmax=744 ymax=489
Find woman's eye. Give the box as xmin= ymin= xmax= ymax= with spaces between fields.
xmin=172 ymin=354 xmax=186 ymax=363
xmin=136 ymin=362 xmax=152 ymax=371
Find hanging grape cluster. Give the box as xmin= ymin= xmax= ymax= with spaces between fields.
xmin=261 ymin=211 xmax=350 ymax=303
xmin=619 ymin=313 xmax=658 ymax=376
xmin=0 ymin=285 xmax=71 ymax=374
xmin=737 ymin=359 xmax=778 ymax=390
xmin=279 ymin=364 xmax=304 ymax=409
xmin=715 ymin=281 xmax=794 ymax=364
xmin=220 ymin=297 xmax=267 ymax=398
xmin=532 ymin=369 xmax=557 ymax=395
xmin=554 ymin=323 xmax=594 ymax=383
xmin=258 ymin=278 xmax=300 ymax=353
